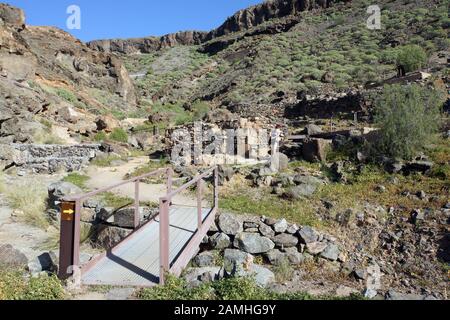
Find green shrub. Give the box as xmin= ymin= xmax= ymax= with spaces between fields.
xmin=396 ymin=45 xmax=427 ymax=73
xmin=109 ymin=128 xmax=129 ymax=143
xmin=56 ymin=88 xmax=77 ymax=104
xmin=370 ymin=84 xmax=443 ymax=160
xmin=93 ymin=131 xmax=107 ymax=142
xmin=0 ymin=271 xmax=66 ymax=300
xmin=63 ymin=173 xmax=90 ymax=190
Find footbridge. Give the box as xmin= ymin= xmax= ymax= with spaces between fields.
xmin=58 ymin=166 xmax=219 ymax=287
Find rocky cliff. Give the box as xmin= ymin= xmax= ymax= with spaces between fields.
xmin=87 ymin=0 xmax=345 ymax=54
xmin=0 ymin=4 xmax=137 ymax=144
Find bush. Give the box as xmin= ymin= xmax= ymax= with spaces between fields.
xmin=370 ymin=84 xmax=443 ymax=160
xmin=0 ymin=270 xmax=66 ymax=300
xmin=93 ymin=131 xmax=107 ymax=142
xmin=56 ymin=88 xmax=77 ymax=104
xmin=396 ymin=45 xmax=427 ymax=73
xmin=109 ymin=128 xmax=129 ymax=143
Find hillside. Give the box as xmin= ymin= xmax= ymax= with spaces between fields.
xmin=100 ymin=0 xmax=448 ymax=125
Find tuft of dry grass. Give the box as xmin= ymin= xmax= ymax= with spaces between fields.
xmin=0 ymin=171 xmax=5 ymax=194
xmin=5 ymin=180 xmax=49 ymax=229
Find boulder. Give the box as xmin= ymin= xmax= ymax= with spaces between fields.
xmin=193 ymin=252 xmax=216 ymax=268
xmin=57 ymin=104 xmax=82 ymax=123
xmin=184 ymin=267 xmax=223 ymax=284
xmin=27 ymin=252 xmax=58 ymax=275
xmin=283 ymin=176 xmax=325 ymax=199
xmin=80 ymin=208 xmax=96 ymax=223
xmin=320 ymin=243 xmax=340 ymax=261
xmin=306 ymin=242 xmax=328 ymax=255
xmin=264 ymin=249 xmax=288 ymax=266
xmin=304 ymin=124 xmax=323 ymax=136
xmin=47 ymin=181 xmax=83 ymax=210
xmin=247 ymin=264 xmax=275 ymax=287
xmin=273 ymin=219 xmax=288 ymax=233
xmin=271 ymin=153 xmax=289 ymax=172
xmin=96 ymin=116 xmax=119 ymax=133
xmin=209 ymin=232 xmax=231 ymax=250
xmin=273 ymin=233 xmax=299 ymax=248
xmin=0 ymin=244 xmax=28 ymax=269
xmin=94 ymin=225 xmax=132 ymax=249
xmin=234 ymin=232 xmax=275 ymax=254
xmin=264 ymin=248 xmax=303 ymax=265
xmin=302 ymin=138 xmax=331 ymax=162
xmin=283 ymin=247 xmax=304 ymax=264
xmin=403 ymin=161 xmax=434 ymax=175
xmin=286 ymin=224 xmax=299 ymax=234
xmin=223 ymin=249 xmax=253 ymax=276
xmin=298 ymin=226 xmax=319 ymax=244
xmin=259 ymin=222 xmax=275 ymax=238
xmin=218 ymin=212 xmax=243 ymax=236
xmin=218 ymin=165 xmax=234 ymax=185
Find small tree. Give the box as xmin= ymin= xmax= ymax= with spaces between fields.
xmin=371 ymin=84 xmax=443 ymax=160
xmin=396 ymin=45 xmax=427 ymax=73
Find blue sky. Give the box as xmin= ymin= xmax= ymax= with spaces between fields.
xmin=4 ymin=0 xmax=263 ymax=42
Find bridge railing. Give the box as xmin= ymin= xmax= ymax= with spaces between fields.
xmin=59 ymin=167 xmax=172 ymax=280
xmin=158 ymin=166 xmax=219 ymax=285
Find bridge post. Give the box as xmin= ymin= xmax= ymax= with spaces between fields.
xmin=58 ymin=200 xmax=80 ymax=279
xmin=159 ymin=198 xmax=170 ymax=285
xmin=134 ymin=179 xmax=140 ymax=229
xmin=214 ymin=167 xmax=219 ymax=209
xmin=197 ymin=179 xmax=203 ymax=229
xmin=167 ymin=168 xmax=173 ymax=205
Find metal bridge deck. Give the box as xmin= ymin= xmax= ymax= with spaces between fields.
xmin=81 ymin=206 xmax=211 ymax=287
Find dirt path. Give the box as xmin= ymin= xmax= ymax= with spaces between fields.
xmin=85 ymin=157 xmax=200 ymax=207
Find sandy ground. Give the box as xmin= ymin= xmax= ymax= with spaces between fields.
xmin=85 ymin=157 xmax=202 ymax=207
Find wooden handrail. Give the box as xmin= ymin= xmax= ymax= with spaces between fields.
xmin=158 ymin=166 xmax=218 ymax=285
xmin=63 ymin=167 xmax=168 ymax=202
xmin=159 ymin=166 xmax=216 ymax=202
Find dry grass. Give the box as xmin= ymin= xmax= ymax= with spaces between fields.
xmin=5 ymin=180 xmax=49 ymax=229
xmin=0 ymin=171 xmax=5 ymax=194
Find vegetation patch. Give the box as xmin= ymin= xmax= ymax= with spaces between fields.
xmin=0 ymin=270 xmax=66 ymax=300
xmin=137 ymin=274 xmax=363 ymax=300
xmin=5 ymin=180 xmax=49 ymax=229
xmin=109 ymin=128 xmax=129 ymax=143
xmin=370 ymin=84 xmax=444 ymax=160
xmin=63 ymin=173 xmax=90 ymax=190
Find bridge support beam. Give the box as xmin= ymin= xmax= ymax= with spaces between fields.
xmin=159 ymin=198 xmax=170 ymax=285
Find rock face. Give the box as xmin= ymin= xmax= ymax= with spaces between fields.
xmin=0 ymin=144 xmax=100 ymax=173
xmin=0 ymin=4 xmax=137 ymax=144
xmin=0 ymin=4 xmax=25 ymax=28
xmin=87 ymin=0 xmax=344 ymax=54
xmin=88 ymin=31 xmax=208 ymax=54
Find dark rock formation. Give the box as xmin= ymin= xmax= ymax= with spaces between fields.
xmin=87 ymin=0 xmax=347 ymax=54
xmin=88 ymin=31 xmax=208 ymax=54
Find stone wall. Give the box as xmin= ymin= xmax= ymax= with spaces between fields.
xmin=0 ymin=143 xmax=100 ymax=173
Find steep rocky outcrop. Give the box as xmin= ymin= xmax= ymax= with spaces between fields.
xmin=88 ymin=31 xmax=208 ymax=54
xmin=0 ymin=4 xmax=137 ymax=143
xmin=87 ymin=0 xmax=346 ymax=54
